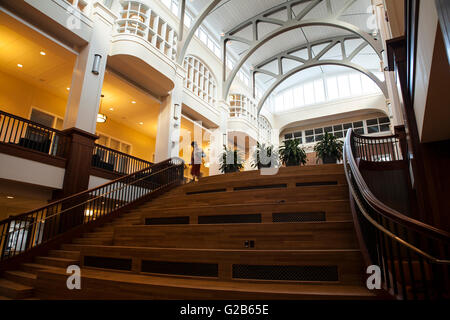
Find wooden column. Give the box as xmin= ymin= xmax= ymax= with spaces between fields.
xmin=62 ymin=128 xmax=98 ymax=197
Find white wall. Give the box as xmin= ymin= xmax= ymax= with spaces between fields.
xmin=0 ymin=154 xmax=65 ymax=189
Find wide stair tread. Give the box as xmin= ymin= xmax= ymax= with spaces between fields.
xmin=0 ymin=279 xmax=34 ymax=299
xmin=3 ymin=270 xmax=37 ymax=287
xmin=39 ymin=267 xmax=376 ymax=300
xmin=35 ymin=256 xmax=79 ymax=268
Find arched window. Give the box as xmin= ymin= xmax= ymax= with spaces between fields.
xmin=258 ymin=115 xmax=272 ymax=144
xmin=229 ymin=93 xmax=257 ymax=124
xmin=183 ymin=56 xmax=217 ymax=105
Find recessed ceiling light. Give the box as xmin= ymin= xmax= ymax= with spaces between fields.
xmin=109 ymin=108 xmax=114 ymax=111
xmin=40 ymin=51 xmax=46 ymax=56
xmin=139 ymin=122 xmax=144 ymax=125
xmin=17 ymin=64 xmax=23 ymax=68
xmin=6 ymin=196 xmax=14 ymax=199
xmin=66 ymin=87 xmax=70 ymax=91
xmin=131 ymin=101 xmax=136 ymax=104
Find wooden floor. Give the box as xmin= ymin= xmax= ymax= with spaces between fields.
xmin=0 ymin=164 xmax=384 ymax=300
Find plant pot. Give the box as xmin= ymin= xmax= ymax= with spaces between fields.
xmin=322 ymin=156 xmax=337 ymax=164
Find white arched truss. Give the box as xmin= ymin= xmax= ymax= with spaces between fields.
xmin=253 ymin=35 xmax=388 ymax=112
xmin=183 ymin=55 xmax=218 ymax=105
xmin=220 ymin=0 xmax=384 ymax=100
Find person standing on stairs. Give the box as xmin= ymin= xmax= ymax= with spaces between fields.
xmin=190 ymin=141 xmax=205 ymax=182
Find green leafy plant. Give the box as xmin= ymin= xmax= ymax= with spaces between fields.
xmin=251 ymin=142 xmax=279 ymax=169
xmin=279 ymin=139 xmax=307 ymax=167
xmin=313 ymin=132 xmax=344 ymax=164
xmin=219 ymin=147 xmax=245 ymax=173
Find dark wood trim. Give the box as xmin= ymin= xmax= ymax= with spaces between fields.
xmin=0 ymin=142 xmax=66 ymax=168
xmin=344 ymin=130 xmax=450 ymax=242
xmin=90 ymin=167 xmax=124 ymax=181
xmin=435 ymin=0 xmax=450 ymax=64
xmin=358 ymin=159 xmax=408 ymax=171
xmin=61 ymin=128 xmax=98 ymax=197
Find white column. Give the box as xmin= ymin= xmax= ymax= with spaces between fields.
xmin=63 ymin=2 xmax=117 ymax=133
xmin=208 ymin=100 xmax=229 ymax=176
xmin=155 ymin=67 xmax=185 ymax=162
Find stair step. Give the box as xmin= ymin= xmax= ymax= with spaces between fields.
xmin=35 ymin=256 xmax=79 ymax=268
xmin=3 ymin=271 xmax=37 ymax=287
xmin=77 ymin=246 xmax=364 ymax=285
xmin=20 ymin=263 xmax=62 ymax=273
xmin=0 ymin=295 xmax=12 ymax=300
xmin=0 ymin=279 xmax=34 ymax=299
xmin=36 ymin=267 xmax=378 ymax=300
xmin=113 ymin=222 xmax=358 ymax=250
xmin=73 ymin=238 xmax=112 ymax=245
xmin=48 ymin=250 xmax=80 ymax=260
xmin=84 ymin=232 xmax=114 ymax=239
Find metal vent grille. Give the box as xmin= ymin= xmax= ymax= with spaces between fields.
xmin=296 ymin=181 xmax=338 ymax=187
xmin=272 ymin=212 xmax=326 ymax=222
xmin=145 ymin=216 xmax=189 ymax=225
xmin=232 ymin=265 xmax=338 ymax=281
xmin=84 ymin=256 xmax=132 ymax=271
xmin=141 ymin=260 xmax=218 ymax=277
xmin=186 ymin=188 xmax=227 ymax=195
xmin=234 ymin=184 xmax=287 ymax=191
xmin=198 ymin=214 xmax=262 ymax=224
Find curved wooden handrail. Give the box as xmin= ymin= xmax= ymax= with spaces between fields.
xmin=344 ymin=129 xmax=450 ymax=243
xmin=0 ymin=157 xmax=183 ymax=224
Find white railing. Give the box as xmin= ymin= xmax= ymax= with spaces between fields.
xmin=229 ymin=93 xmax=258 ymax=126
xmin=115 ymin=1 xmax=178 ymax=61
xmin=184 ymin=56 xmax=217 ymax=106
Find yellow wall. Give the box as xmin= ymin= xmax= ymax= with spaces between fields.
xmin=96 ymin=119 xmax=155 ymax=162
xmin=0 ymin=70 xmax=67 ymax=119
xmin=0 ymin=71 xmax=156 ymax=162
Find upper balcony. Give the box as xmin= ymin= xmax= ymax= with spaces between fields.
xmin=108 ymin=0 xmax=179 ymax=97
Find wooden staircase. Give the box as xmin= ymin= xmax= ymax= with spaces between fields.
xmin=0 ymin=164 xmax=384 ymax=300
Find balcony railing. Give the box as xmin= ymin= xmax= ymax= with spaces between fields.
xmin=0 ymin=110 xmax=70 ymax=158
xmin=92 ymin=144 xmax=153 ymax=175
xmin=115 ymin=1 xmax=178 ymax=61
xmin=0 ymin=110 xmax=153 ymax=177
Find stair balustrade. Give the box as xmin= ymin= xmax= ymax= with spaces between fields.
xmin=343 ymin=128 xmax=450 ymax=300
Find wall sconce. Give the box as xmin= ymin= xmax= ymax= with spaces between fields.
xmin=92 ymin=54 xmax=102 ymax=75
xmin=173 ymin=103 xmax=181 ymax=120
xmin=222 ymin=133 xmax=227 ymax=146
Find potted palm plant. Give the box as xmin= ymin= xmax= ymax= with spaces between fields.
xmin=279 ymin=139 xmax=307 ymax=167
xmin=251 ymin=142 xmax=279 ymax=169
xmin=314 ymin=132 xmax=344 ymax=164
xmin=219 ymin=147 xmax=244 ymax=173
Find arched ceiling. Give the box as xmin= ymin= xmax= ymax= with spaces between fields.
xmin=181 ymin=0 xmax=383 ymax=112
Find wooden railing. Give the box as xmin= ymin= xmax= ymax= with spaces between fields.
xmin=0 ymin=110 xmax=70 ymax=158
xmin=0 ymin=158 xmax=184 ymax=267
xmin=92 ymin=144 xmax=153 ymax=175
xmin=344 ymin=129 xmax=450 ymax=300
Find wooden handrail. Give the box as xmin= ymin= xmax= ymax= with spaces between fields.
xmin=0 ymin=158 xmax=181 ymax=225
xmin=344 ymin=129 xmax=450 ymax=242
xmin=0 ymin=110 xmax=63 ymax=135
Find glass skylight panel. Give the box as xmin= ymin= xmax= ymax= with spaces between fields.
xmin=293 ymin=86 xmax=304 ymax=107
xmin=314 ymin=79 xmax=325 ymax=102
xmin=304 ymin=82 xmax=315 ymax=105
xmin=349 ymin=74 xmax=362 ymax=96
xmin=326 ymin=77 xmax=339 ymax=100
xmin=337 ymin=74 xmax=351 ymax=97
xmin=283 ymin=90 xmax=294 ymax=110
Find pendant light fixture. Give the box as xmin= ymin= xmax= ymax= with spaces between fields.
xmin=97 ymin=94 xmax=107 ymax=123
